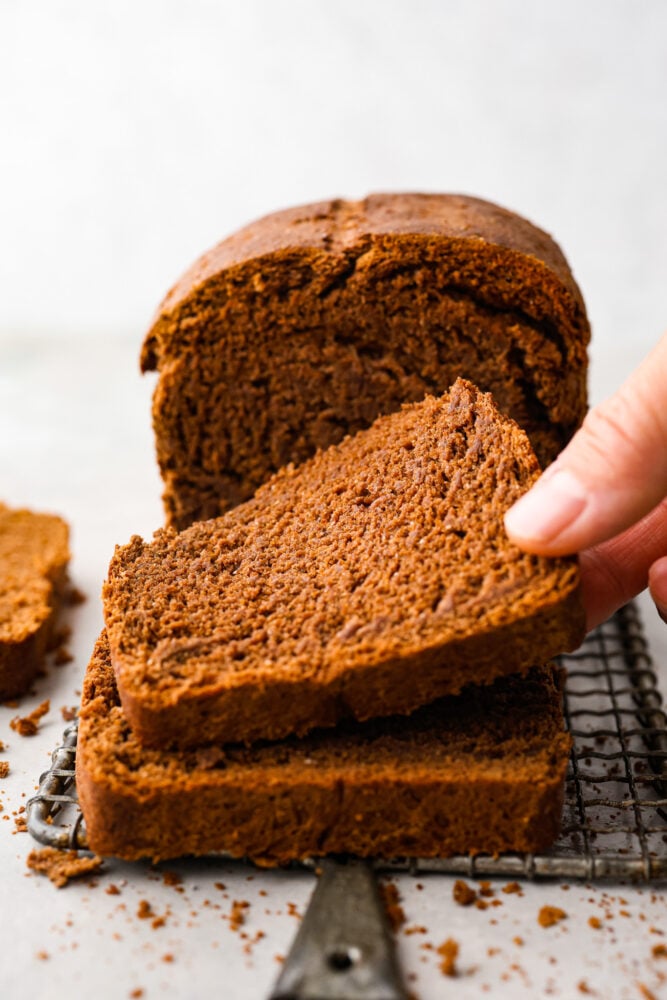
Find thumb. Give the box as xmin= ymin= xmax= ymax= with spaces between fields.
xmin=504 ymin=330 xmax=667 ymax=556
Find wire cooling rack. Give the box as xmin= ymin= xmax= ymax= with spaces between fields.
xmin=27 ymin=602 xmax=667 ymax=881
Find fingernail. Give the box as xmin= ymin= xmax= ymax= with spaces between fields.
xmin=504 ymin=468 xmax=588 ymax=545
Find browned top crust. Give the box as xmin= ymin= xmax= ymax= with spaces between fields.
xmin=143 ymin=194 xmax=586 ymax=368
xmin=103 ymin=380 xmax=584 ymax=748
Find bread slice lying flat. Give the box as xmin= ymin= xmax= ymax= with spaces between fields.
xmin=142 ymin=193 xmax=590 ymax=529
xmin=103 ymin=379 xmax=584 ymax=748
xmin=77 ymin=630 xmax=571 ymax=864
xmin=0 ymin=502 xmax=70 ymax=699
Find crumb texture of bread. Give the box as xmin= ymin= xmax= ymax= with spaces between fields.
xmin=103 ymin=380 xmax=584 ymax=748
xmin=0 ymin=502 xmax=70 ymax=698
xmin=141 ymin=193 xmax=590 ymax=529
xmin=76 ymin=631 xmax=572 ymax=864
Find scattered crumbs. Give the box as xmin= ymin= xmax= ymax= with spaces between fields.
xmin=229 ymin=899 xmax=250 ymax=931
xmin=214 ymin=882 xmax=226 ymax=891
xmin=513 ymin=937 xmax=524 ymax=947
xmin=649 ymin=927 xmax=664 ymax=936
xmin=437 ymin=938 xmax=459 ymax=977
xmin=637 ymin=985 xmax=657 ymax=1000
xmin=478 ymin=880 xmax=495 ymax=898
xmin=561 ymin=884 xmax=571 ymax=891
xmin=106 ymin=884 xmax=121 ymax=896
xmin=129 ymin=990 xmax=144 ymax=999
xmin=487 ymin=947 xmax=500 ymax=957
xmin=538 ymin=906 xmax=567 ymax=928
xmin=162 ymin=954 xmax=174 ymax=963
xmin=0 ymin=761 xmax=9 ymax=778
xmin=67 ymin=586 xmax=87 ymax=606
xmin=619 ymin=909 xmax=630 ymax=918
xmin=0 ymin=740 xmax=5 ymax=751
xmin=475 ymin=899 xmax=489 ymax=911
xmin=578 ymin=980 xmax=592 ymax=994
xmin=416 ymin=883 xmax=424 ymax=891
xmin=243 ymin=930 xmax=266 ymax=955
xmin=60 ymin=706 xmax=77 ymax=722
xmin=404 ymin=925 xmax=427 ymax=936
xmin=502 ymin=881 xmax=523 ymax=896
xmin=379 ymin=881 xmax=406 ymax=932
xmin=652 ymin=944 xmax=667 ymax=959
xmin=14 ymin=815 xmax=28 ymax=833
xmin=452 ymin=879 xmax=477 ymax=906
xmin=588 ymin=916 xmax=602 ymax=929
xmin=137 ymin=900 xmax=154 ymax=920
xmin=27 ymin=848 xmax=103 ymax=888
xmin=10 ymin=700 xmax=50 ymax=736
xmin=35 ymin=950 xmax=49 ymax=961
xmin=274 ymin=954 xmax=284 ymax=964
xmin=259 ymin=889 xmax=267 ymax=897
xmin=286 ymin=901 xmax=301 ymax=919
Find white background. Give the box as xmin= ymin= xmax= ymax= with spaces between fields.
xmin=1 ymin=3 xmax=666 ymax=998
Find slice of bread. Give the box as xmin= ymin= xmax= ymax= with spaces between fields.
xmin=103 ymin=380 xmax=584 ymax=748
xmin=142 ymin=193 xmax=590 ymax=529
xmin=77 ymin=631 xmax=571 ymax=864
xmin=0 ymin=502 xmax=70 ymax=699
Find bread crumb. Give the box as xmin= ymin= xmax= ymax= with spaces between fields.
xmin=452 ymin=879 xmax=477 ymax=906
xmin=437 ymin=938 xmax=459 ymax=977
xmin=229 ymin=900 xmax=249 ymax=931
xmin=478 ymin=880 xmax=494 ymax=897
xmin=106 ymin=884 xmax=121 ymax=896
xmin=162 ymin=954 xmax=174 ymax=963
xmin=0 ymin=761 xmax=9 ymax=778
xmin=502 ymin=881 xmax=523 ymax=895
xmin=27 ymin=848 xmax=103 ymax=888
xmin=14 ymin=814 xmax=27 ymax=833
xmin=129 ymin=990 xmax=144 ymax=999
xmin=60 ymin=706 xmax=77 ymax=722
xmin=379 ymin=881 xmax=406 ymax=932
xmin=513 ymin=936 xmax=524 ymax=947
xmin=652 ymin=944 xmax=667 ymax=959
xmin=637 ymin=985 xmax=657 ymax=1000
xmin=137 ymin=900 xmax=154 ymax=919
xmin=577 ymin=980 xmax=592 ymax=993
xmin=588 ymin=916 xmax=602 ymax=930
xmin=10 ymin=700 xmax=50 ymax=736
xmin=35 ymin=950 xmax=49 ymax=960
xmin=538 ymin=906 xmax=567 ymax=928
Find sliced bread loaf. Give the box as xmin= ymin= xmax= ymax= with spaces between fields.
xmin=103 ymin=380 xmax=584 ymax=748
xmin=0 ymin=502 xmax=70 ymax=699
xmin=142 ymin=193 xmax=590 ymax=529
xmin=77 ymin=630 xmax=571 ymax=863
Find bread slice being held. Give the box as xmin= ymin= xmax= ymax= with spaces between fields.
xmin=142 ymin=193 xmax=590 ymax=529
xmin=103 ymin=380 xmax=584 ymax=749
xmin=77 ymin=630 xmax=571 ymax=864
xmin=0 ymin=502 xmax=70 ymax=699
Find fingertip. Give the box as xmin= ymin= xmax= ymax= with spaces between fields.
xmin=649 ymin=556 xmax=667 ymax=624
xmin=504 ymin=469 xmax=588 ymax=555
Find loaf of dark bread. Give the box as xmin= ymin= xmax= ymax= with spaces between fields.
xmin=142 ymin=193 xmax=590 ymax=529
xmin=77 ymin=631 xmax=571 ymax=863
xmin=103 ymin=380 xmax=584 ymax=748
xmin=0 ymin=502 xmax=70 ymax=699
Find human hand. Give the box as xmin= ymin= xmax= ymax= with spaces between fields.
xmin=504 ymin=330 xmax=667 ymax=631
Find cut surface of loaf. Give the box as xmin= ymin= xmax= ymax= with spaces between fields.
xmin=0 ymin=502 xmax=70 ymax=699
xmin=142 ymin=192 xmax=590 ymax=529
xmin=77 ymin=631 xmax=572 ymax=864
xmin=103 ymin=380 xmax=584 ymax=748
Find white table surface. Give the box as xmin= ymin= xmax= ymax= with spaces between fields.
xmin=0 ymin=334 xmax=666 ymax=1000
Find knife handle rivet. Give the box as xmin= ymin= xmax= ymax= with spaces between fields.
xmin=327 ymin=946 xmax=362 ymax=972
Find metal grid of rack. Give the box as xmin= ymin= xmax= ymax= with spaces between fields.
xmin=27 ymin=602 xmax=667 ymax=880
